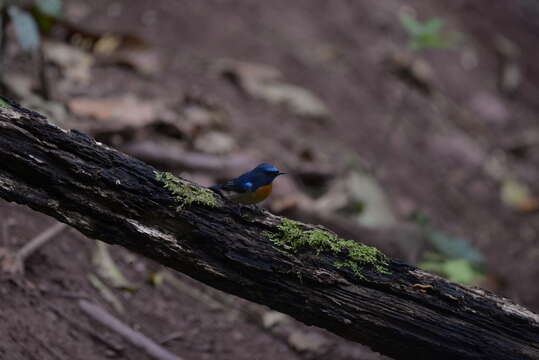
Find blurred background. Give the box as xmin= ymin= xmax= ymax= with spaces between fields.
xmin=1 ymin=1 xmax=538 ymax=359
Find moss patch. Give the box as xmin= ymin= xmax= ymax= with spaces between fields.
xmin=0 ymin=97 xmax=12 ymax=109
xmin=266 ymin=219 xmax=389 ymax=278
xmin=155 ymin=171 xmax=218 ymax=210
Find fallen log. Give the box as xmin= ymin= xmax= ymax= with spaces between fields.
xmin=0 ymin=97 xmax=537 ymax=360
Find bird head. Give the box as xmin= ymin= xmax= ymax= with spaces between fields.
xmin=254 ymin=163 xmax=286 ymax=182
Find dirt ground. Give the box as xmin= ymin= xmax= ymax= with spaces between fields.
xmin=1 ymin=1 xmax=538 ymax=359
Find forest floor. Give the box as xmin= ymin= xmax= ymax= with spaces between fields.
xmin=1 ymin=1 xmax=538 ymax=359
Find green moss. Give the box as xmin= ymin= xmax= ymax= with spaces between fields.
xmin=155 ymin=171 xmax=218 ymax=210
xmin=266 ymin=219 xmax=389 ymax=278
xmin=0 ymin=98 xmax=12 ymax=109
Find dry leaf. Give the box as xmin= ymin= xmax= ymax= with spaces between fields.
xmin=68 ymin=95 xmax=162 ymax=129
xmin=288 ymin=331 xmax=331 ymax=354
xmin=314 ymin=171 xmax=397 ymax=227
xmin=2 ymin=73 xmax=68 ymax=126
xmin=43 ymin=41 xmax=95 ymax=86
xmin=102 ymin=50 xmax=161 ymax=75
xmin=88 ymin=274 xmax=125 ymax=314
xmin=218 ymin=59 xmax=329 ymax=120
xmin=93 ymin=241 xmax=137 ymax=291
xmin=193 ymin=131 xmax=236 ymax=155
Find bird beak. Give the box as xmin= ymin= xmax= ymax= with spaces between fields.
xmin=278 ymin=172 xmax=287 ymax=176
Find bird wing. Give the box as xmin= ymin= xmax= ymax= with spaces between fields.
xmin=219 ymin=179 xmax=253 ymax=193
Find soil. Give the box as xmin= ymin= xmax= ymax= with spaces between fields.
xmin=1 ymin=1 xmax=538 ymax=359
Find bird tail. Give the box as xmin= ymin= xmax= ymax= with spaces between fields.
xmin=210 ymin=180 xmax=236 ymax=192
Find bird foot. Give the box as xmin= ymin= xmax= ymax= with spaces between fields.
xmin=248 ymin=204 xmax=265 ymax=216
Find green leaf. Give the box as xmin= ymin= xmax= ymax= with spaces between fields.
xmin=419 ymin=258 xmax=482 ymax=285
xmin=442 ymin=259 xmax=478 ymax=284
xmin=419 ymin=259 xmax=444 ymax=273
xmin=34 ymin=0 xmax=62 ymax=17
xmin=419 ymin=259 xmax=481 ymax=285
xmin=423 ymin=18 xmax=443 ymax=35
xmin=400 ymin=14 xmax=422 ymax=35
xmin=8 ymin=6 xmax=40 ymax=51
xmin=400 ymin=14 xmax=457 ymax=51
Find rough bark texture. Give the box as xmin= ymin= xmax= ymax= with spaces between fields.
xmin=0 ymin=98 xmax=538 ymax=360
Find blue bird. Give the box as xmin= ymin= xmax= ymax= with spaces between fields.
xmin=210 ymin=163 xmax=286 ymax=204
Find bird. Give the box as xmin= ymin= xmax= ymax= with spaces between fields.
xmin=210 ymin=163 xmax=286 ymax=204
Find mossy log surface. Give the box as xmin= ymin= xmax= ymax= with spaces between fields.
xmin=0 ymin=98 xmax=538 ymax=360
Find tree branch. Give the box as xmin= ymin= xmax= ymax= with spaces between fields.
xmin=0 ymin=98 xmax=538 ymax=360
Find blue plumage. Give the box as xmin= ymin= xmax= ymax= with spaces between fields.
xmin=210 ymin=163 xmax=285 ymax=204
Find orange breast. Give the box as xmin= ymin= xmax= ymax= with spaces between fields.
xmin=234 ymin=184 xmax=273 ymax=204
xmin=253 ymin=184 xmax=273 ymax=202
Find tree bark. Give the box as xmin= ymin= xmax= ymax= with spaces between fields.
xmin=0 ymin=98 xmax=538 ymax=360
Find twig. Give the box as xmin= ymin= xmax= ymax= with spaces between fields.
xmin=46 ymin=302 xmax=124 ymax=355
xmin=17 ymin=222 xmax=67 ymax=262
xmin=79 ymin=300 xmax=183 ymax=360
xmin=1 ymin=222 xmax=67 ymax=275
xmin=40 ymin=287 xmax=90 ymax=300
xmin=88 ymin=274 xmax=124 ymax=314
xmin=159 ymin=331 xmax=185 ymax=345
